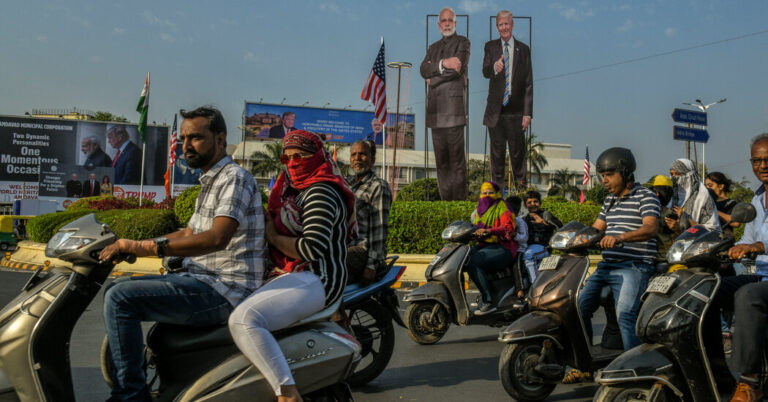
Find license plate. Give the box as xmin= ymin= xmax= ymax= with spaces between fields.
xmin=646 ymin=276 xmax=676 ymax=294
xmin=538 ymin=255 xmax=561 ymax=271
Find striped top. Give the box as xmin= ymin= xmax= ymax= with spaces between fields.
xmin=598 ymin=184 xmax=660 ymax=265
xmin=295 ymin=182 xmax=349 ymax=306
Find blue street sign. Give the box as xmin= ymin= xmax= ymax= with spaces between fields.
xmin=671 ymin=108 xmax=707 ymax=125
xmin=673 ymin=126 xmax=709 ymax=143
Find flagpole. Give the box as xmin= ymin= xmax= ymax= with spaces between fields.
xmin=139 ymin=143 xmax=146 ymax=206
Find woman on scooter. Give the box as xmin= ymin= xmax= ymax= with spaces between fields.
xmin=666 ymin=158 xmax=721 ymax=233
xmin=228 ymin=130 xmax=356 ymax=402
xmin=467 ymin=181 xmax=518 ymax=315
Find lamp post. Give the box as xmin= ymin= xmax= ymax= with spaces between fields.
xmin=682 ymin=98 xmax=726 ymax=172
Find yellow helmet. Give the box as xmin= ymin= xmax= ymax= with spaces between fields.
xmin=650 ymin=175 xmax=673 ymax=187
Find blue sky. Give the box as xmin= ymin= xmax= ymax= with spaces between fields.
xmin=2 ymin=0 xmax=768 ymax=186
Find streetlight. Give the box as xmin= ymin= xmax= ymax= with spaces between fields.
xmin=280 ymin=98 xmax=286 ymax=104
xmin=363 ymin=105 xmax=372 ymax=111
xmin=302 ymin=101 xmax=309 ymax=106
xmin=343 ymin=105 xmax=352 ymax=110
xmin=323 ymin=102 xmax=331 ymax=108
xmin=681 ymin=98 xmax=726 ymax=172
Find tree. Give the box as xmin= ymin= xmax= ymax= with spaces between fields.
xmin=526 ymin=132 xmax=548 ymax=179
xmin=549 ymin=168 xmax=580 ymax=199
xmin=91 ymin=111 xmax=130 ymax=122
xmin=250 ymin=141 xmax=283 ymax=179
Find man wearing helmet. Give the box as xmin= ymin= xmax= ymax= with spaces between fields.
xmin=578 ymin=147 xmax=660 ymax=352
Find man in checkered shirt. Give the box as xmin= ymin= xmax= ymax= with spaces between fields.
xmin=98 ymin=106 xmax=264 ymax=401
xmin=346 ymin=139 xmax=392 ymax=285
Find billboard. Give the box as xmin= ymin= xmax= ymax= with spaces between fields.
xmin=244 ymin=103 xmax=416 ymax=149
xmin=0 ymin=115 xmax=189 ymax=209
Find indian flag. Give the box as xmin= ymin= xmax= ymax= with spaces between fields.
xmin=136 ymin=72 xmax=150 ymax=143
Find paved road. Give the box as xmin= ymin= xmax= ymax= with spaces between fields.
xmin=0 ymin=270 xmax=600 ymax=401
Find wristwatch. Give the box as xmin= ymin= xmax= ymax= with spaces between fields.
xmin=154 ymin=237 xmax=169 ymax=258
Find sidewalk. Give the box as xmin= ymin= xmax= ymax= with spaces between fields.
xmin=2 ymin=241 xmax=601 ymax=288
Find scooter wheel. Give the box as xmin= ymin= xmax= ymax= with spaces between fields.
xmin=499 ymin=342 xmax=557 ymax=402
xmin=404 ymin=301 xmax=449 ymax=345
xmin=345 ymin=301 xmax=395 ymax=387
xmin=593 ymin=383 xmax=674 ymax=402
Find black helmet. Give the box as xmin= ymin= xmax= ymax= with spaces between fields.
xmin=596 ymin=147 xmax=636 ymax=181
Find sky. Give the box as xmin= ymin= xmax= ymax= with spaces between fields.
xmin=2 ymin=0 xmax=768 ymax=187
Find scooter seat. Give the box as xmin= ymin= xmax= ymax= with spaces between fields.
xmin=148 ymin=299 xmax=343 ymax=356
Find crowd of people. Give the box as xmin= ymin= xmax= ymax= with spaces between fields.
xmin=91 ymin=6 xmax=768 ymax=401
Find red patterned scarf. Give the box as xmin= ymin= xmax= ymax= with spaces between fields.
xmin=267 ymin=130 xmax=357 ymax=274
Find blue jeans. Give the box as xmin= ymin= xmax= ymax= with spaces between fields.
xmin=103 ymin=274 xmax=233 ymax=401
xmin=577 ymin=260 xmax=653 ymax=351
xmin=466 ymin=244 xmax=514 ymax=303
xmin=523 ymin=244 xmax=549 ymax=286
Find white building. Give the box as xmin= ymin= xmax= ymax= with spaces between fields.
xmin=231 ymin=140 xmax=594 ymax=194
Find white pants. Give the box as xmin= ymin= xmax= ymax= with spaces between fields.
xmin=228 ymin=271 xmax=326 ymax=396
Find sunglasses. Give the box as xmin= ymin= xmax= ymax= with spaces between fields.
xmin=280 ymin=153 xmax=313 ymax=164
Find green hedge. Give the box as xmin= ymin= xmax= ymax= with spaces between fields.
xmin=175 ymin=185 xmax=201 ymax=227
xmin=27 ymin=210 xmax=93 ymax=243
xmin=27 ymin=209 xmax=178 ymax=243
xmin=387 ymin=198 xmax=603 ymax=254
xmin=388 ymin=201 xmax=475 ymax=254
xmin=395 ymin=178 xmax=441 ymax=202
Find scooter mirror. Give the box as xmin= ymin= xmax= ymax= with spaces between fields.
xmin=729 ymin=202 xmax=757 ymax=224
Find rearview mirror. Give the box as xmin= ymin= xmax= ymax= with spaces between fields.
xmin=728 ymin=202 xmax=757 ymax=225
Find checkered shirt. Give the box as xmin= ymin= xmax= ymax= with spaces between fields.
xmin=347 ymin=170 xmax=392 ymax=271
xmin=181 ymin=156 xmax=265 ymax=306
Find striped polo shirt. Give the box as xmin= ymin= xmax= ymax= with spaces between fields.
xmin=598 ymin=183 xmax=660 ymax=265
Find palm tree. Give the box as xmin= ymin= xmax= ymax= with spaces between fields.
xmin=526 ymin=132 xmax=548 ymax=182
xmin=250 ymin=141 xmax=283 ymax=179
xmin=550 ymin=168 xmax=580 ymax=199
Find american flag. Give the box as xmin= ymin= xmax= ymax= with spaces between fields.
xmin=582 ymin=145 xmax=590 ymax=185
xmin=361 ymin=41 xmax=386 ymax=123
xmin=168 ymin=114 xmax=178 ymax=166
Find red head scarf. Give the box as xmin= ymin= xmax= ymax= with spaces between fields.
xmin=267 ymin=130 xmax=357 ymax=273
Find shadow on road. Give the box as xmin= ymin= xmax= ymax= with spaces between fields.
xmin=354 ymin=356 xmax=498 ymax=393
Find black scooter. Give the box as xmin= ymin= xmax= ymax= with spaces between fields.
xmin=595 ymin=203 xmax=763 ymax=401
xmin=403 ymin=221 xmax=527 ymax=345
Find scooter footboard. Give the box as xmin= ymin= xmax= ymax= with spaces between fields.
xmin=595 ymin=343 xmax=685 ymax=398
xmin=402 ymin=282 xmax=451 ymax=310
xmin=498 ymin=311 xmax=562 ymax=347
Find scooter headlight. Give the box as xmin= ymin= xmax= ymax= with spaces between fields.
xmin=666 ymin=239 xmax=693 ymax=264
xmin=45 ymin=231 xmax=95 ymax=257
xmin=681 ymin=240 xmax=721 ymax=262
xmin=549 ymin=231 xmax=575 ymax=250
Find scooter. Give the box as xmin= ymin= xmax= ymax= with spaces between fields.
xmin=403 ymin=220 xmax=528 ymax=345
xmin=594 ymin=202 xmax=764 ymax=401
xmin=496 ymin=221 xmax=626 ymax=401
xmin=0 ymin=214 xmax=360 ymax=401
xmin=342 ymin=257 xmax=407 ymax=386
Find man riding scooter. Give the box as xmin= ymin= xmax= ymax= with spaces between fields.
xmin=571 ymin=147 xmax=660 ymax=381
xmin=99 ymin=107 xmax=265 ymax=401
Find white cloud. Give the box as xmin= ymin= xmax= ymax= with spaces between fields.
xmin=617 ymin=19 xmax=633 ymax=33
xmin=318 ymin=2 xmax=358 ymax=20
xmin=141 ymin=11 xmax=178 ymax=31
xmin=458 ymin=0 xmax=497 ymax=14
xmin=160 ymin=32 xmax=175 ymax=43
xmin=244 ymin=51 xmax=258 ymax=63
xmin=89 ymin=55 xmax=102 ymax=63
xmin=36 ymin=35 xmax=47 ymax=42
xmin=549 ymin=3 xmax=595 ymax=21
xmin=113 ymin=27 xmax=125 ymax=35
xmin=664 ymin=27 xmax=677 ymax=37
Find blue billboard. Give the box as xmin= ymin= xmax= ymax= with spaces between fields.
xmin=244 ymin=102 xmax=415 ymax=149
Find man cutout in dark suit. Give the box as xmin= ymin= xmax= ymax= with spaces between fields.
xmin=81 ymin=135 xmax=112 ymax=169
xmin=66 ymin=173 xmax=82 ymax=198
xmin=82 ymin=173 xmax=101 ymax=197
xmin=483 ymin=10 xmax=533 ymax=189
xmin=107 ymin=125 xmax=141 ymax=185
xmin=268 ymin=111 xmax=296 ymax=139
xmin=420 ymin=6 xmax=470 ymax=201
